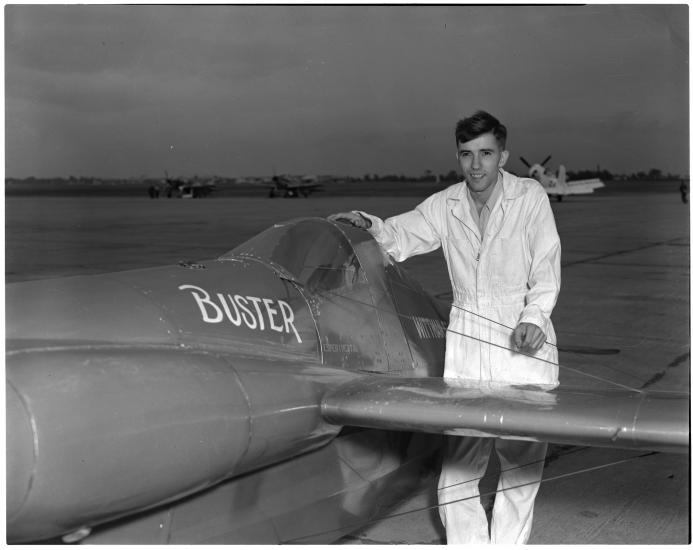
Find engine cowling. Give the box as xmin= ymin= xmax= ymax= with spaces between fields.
xmin=7 ymin=349 xmax=343 ymax=542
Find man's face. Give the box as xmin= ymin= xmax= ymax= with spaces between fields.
xmin=456 ymin=132 xmax=509 ymax=194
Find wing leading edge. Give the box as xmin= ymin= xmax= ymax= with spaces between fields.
xmin=321 ymin=377 xmax=688 ymax=454
xmin=565 ymin=178 xmax=605 ymax=195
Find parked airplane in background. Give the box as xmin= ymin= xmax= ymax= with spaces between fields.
xmin=266 ymin=174 xmax=324 ymax=198
xmin=521 ymin=156 xmax=605 ymax=201
xmin=7 ymin=218 xmax=687 ymax=544
xmin=162 ymin=171 xmax=217 ymax=198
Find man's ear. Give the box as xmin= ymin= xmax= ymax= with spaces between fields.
xmin=499 ymin=149 xmax=510 ymax=168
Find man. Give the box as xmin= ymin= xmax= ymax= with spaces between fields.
xmin=328 ymin=111 xmax=561 ymax=544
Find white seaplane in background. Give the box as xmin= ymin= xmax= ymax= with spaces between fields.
xmin=521 ymin=156 xmax=605 ymax=201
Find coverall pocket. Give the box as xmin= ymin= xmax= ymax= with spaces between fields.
xmin=496 ymin=237 xmax=527 ymax=286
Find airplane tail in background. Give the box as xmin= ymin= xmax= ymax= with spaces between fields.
xmin=523 ymin=156 xmax=604 ymax=200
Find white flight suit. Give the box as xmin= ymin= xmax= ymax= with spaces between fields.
xmin=358 ymin=169 xmax=561 ymax=544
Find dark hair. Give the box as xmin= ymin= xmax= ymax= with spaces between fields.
xmin=455 ymin=110 xmax=507 ymax=148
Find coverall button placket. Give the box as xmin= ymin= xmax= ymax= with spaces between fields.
xmin=477 ymin=197 xmax=506 ymax=383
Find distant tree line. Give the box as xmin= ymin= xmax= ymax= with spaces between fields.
xmin=365 ymin=167 xmax=685 ymax=183
xmin=6 ymin=167 xmax=686 ymax=187
xmin=567 ymin=169 xmax=614 ymax=181
xmin=566 ymin=168 xmax=684 ymax=181
xmin=363 ymin=170 xmax=458 ymax=183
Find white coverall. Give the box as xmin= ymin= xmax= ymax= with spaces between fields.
xmin=358 ymin=170 xmax=561 ymax=544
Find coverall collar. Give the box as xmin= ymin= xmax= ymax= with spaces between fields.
xmin=449 ymin=185 xmax=482 ymax=241
xmin=449 ymin=170 xmax=528 ymax=243
xmin=498 ymin=169 xmax=527 ymax=200
xmin=466 ymin=173 xmax=503 ymax=237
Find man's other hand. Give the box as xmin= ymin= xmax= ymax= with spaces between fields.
xmin=512 ymin=322 xmax=546 ymax=353
xmin=327 ymin=212 xmax=372 ymax=229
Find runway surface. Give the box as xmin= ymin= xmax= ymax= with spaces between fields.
xmin=5 ymin=184 xmax=690 ymax=544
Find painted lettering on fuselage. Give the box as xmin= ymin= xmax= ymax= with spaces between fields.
xmin=411 ymin=316 xmax=447 ymax=339
xmin=178 ymin=284 xmax=303 ymax=343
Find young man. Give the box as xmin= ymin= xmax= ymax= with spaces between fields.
xmin=329 ymin=111 xmax=561 ymax=544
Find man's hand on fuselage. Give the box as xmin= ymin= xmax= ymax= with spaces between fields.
xmin=512 ymin=322 xmax=546 ymax=353
xmin=327 ymin=212 xmax=372 ymax=229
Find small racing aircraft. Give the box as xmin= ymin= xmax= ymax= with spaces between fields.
xmin=163 ymin=171 xmax=217 ymax=198
xmin=6 ymin=218 xmax=687 ymax=544
xmin=521 ymin=156 xmax=605 ymax=201
xmin=266 ymin=174 xmax=324 ymax=198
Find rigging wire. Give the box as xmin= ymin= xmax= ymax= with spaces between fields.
xmin=283 ymin=449 xmax=658 ymax=543
xmin=445 ymin=306 xmax=659 ymax=392
xmin=435 ymin=444 xmax=588 ymax=493
xmin=445 ymin=325 xmax=642 ymax=393
xmin=282 ymin=274 xmax=646 ymax=393
xmin=451 ymin=304 xmax=558 ymax=346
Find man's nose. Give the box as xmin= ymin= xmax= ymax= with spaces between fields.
xmin=471 ymin=154 xmax=481 ymax=169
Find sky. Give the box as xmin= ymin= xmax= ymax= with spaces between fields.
xmin=4 ymin=4 xmax=689 ymax=179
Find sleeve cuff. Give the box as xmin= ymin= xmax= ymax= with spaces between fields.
xmin=352 ymin=210 xmax=382 ymax=234
xmin=518 ymin=305 xmax=549 ymax=335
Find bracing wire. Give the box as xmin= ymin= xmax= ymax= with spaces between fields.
xmin=447 ymin=304 xmax=660 ymax=392
xmin=445 ymin=324 xmax=642 ymax=393
xmin=434 ymin=444 xmax=588 ymax=493
xmin=451 ymin=304 xmax=559 ymax=346
xmin=282 ymin=449 xmax=658 ymax=543
xmin=282 ymin=273 xmax=647 ymax=393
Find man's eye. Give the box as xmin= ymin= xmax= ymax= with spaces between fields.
xmin=459 ymin=152 xmax=471 ymax=157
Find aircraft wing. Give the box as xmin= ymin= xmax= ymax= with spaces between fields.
xmin=566 ymin=178 xmax=605 ymax=194
xmin=287 ymin=182 xmax=323 ymax=190
xmin=321 ymin=376 xmax=688 ymax=454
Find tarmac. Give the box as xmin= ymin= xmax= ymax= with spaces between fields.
xmin=5 ymin=182 xmax=690 ymax=544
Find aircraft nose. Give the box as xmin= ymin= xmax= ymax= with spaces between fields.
xmin=6 ymin=381 xmax=36 ymax=523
